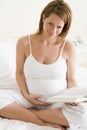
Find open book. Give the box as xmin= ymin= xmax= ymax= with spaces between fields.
xmin=45 ymin=87 xmax=87 ymax=103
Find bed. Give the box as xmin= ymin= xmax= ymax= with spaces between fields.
xmin=0 ymin=38 xmax=87 ymax=130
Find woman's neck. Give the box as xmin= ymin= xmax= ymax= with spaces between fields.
xmin=40 ymin=34 xmax=58 ymax=45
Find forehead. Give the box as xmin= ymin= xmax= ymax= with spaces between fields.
xmin=46 ymin=13 xmax=64 ymax=24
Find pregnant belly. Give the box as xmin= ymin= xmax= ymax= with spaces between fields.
xmin=27 ymin=79 xmax=67 ymax=96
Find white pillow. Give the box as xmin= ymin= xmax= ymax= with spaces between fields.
xmin=0 ymin=38 xmax=18 ymax=88
xmin=0 ymin=38 xmax=17 ymax=76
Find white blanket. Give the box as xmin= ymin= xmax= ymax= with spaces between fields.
xmin=0 ymin=117 xmax=87 ymax=130
xmin=0 ymin=66 xmax=87 ymax=130
xmin=0 ymin=117 xmax=62 ymax=130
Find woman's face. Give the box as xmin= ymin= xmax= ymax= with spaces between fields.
xmin=42 ymin=13 xmax=64 ymax=39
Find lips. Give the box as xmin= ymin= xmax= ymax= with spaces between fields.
xmin=48 ymin=31 xmax=54 ymax=36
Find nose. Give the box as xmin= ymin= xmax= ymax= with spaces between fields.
xmin=51 ymin=26 xmax=57 ymax=34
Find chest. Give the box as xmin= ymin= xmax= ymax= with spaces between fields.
xmin=32 ymin=44 xmax=62 ymax=64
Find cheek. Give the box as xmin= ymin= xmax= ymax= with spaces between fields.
xmin=43 ymin=23 xmax=49 ymax=32
xmin=43 ymin=23 xmax=47 ymax=30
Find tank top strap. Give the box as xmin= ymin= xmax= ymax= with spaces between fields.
xmin=60 ymin=39 xmax=67 ymax=56
xmin=27 ymin=35 xmax=32 ymax=54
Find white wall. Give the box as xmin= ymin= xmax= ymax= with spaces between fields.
xmin=65 ymin=0 xmax=87 ymax=41
xmin=0 ymin=0 xmax=87 ymax=40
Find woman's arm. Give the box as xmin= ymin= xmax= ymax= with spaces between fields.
xmin=64 ymin=40 xmax=79 ymax=105
xmin=16 ymin=37 xmax=29 ymax=97
xmin=65 ymin=40 xmax=78 ymax=88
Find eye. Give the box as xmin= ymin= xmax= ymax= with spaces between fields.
xmin=48 ymin=22 xmax=52 ymax=25
xmin=57 ymin=26 xmax=62 ymax=29
xmin=48 ymin=22 xmax=54 ymax=26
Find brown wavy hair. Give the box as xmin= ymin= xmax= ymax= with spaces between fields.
xmin=36 ymin=0 xmax=72 ymax=38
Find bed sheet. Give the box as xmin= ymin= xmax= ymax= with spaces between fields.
xmin=0 ymin=66 xmax=87 ymax=130
xmin=0 ymin=117 xmax=87 ymax=130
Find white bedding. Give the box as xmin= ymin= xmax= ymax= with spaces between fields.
xmin=0 ymin=117 xmax=87 ymax=130
xmin=0 ymin=66 xmax=87 ymax=130
xmin=0 ymin=118 xmax=60 ymax=130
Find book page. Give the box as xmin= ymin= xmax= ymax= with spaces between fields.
xmin=57 ymin=87 xmax=87 ymax=97
xmin=46 ymin=87 xmax=87 ymax=103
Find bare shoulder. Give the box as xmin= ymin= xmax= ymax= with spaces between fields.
xmin=17 ymin=35 xmax=28 ymax=49
xmin=64 ymin=39 xmax=76 ymax=59
xmin=16 ymin=35 xmax=30 ymax=58
xmin=65 ymin=39 xmax=76 ymax=52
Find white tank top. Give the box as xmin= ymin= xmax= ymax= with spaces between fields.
xmin=24 ymin=35 xmax=67 ymax=97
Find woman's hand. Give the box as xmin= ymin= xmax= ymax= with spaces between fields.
xmin=65 ymin=102 xmax=79 ymax=106
xmin=24 ymin=93 xmax=50 ymax=106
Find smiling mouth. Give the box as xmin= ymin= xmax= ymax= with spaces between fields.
xmin=48 ymin=31 xmax=54 ymax=36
